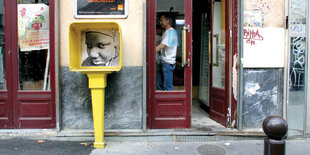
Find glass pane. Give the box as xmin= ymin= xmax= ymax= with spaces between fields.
xmin=0 ymin=0 xmax=6 ymax=90
xmin=212 ymin=1 xmax=225 ymax=89
xmin=287 ymin=0 xmax=308 ymax=137
xmin=17 ymin=0 xmax=50 ymax=90
xmin=198 ymin=13 xmax=210 ymax=105
xmin=156 ymin=0 xmax=184 ymax=91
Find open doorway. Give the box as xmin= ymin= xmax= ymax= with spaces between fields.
xmin=148 ymin=0 xmax=234 ymax=129
xmin=191 ymin=0 xmax=227 ymax=130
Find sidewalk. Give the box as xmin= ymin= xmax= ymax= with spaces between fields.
xmin=0 ymin=137 xmax=309 ymax=155
xmin=91 ymin=139 xmax=310 ymax=155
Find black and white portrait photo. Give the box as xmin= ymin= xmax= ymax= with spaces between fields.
xmin=81 ymin=30 xmax=120 ymax=67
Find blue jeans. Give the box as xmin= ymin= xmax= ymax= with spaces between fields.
xmin=157 ymin=62 xmax=175 ymax=91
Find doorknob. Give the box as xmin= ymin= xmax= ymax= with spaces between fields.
xmin=182 ymin=25 xmax=190 ymax=67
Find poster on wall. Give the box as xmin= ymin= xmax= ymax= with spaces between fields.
xmin=244 ymin=11 xmax=264 ymax=27
xmin=243 ymin=27 xmax=285 ymax=68
xmin=18 ymin=4 xmax=49 ymax=51
xmin=81 ymin=30 xmax=120 ymax=67
xmin=74 ymin=0 xmax=128 ymax=18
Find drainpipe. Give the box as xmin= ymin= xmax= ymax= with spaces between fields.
xmin=237 ymin=0 xmax=244 ymax=130
xmin=55 ymin=0 xmax=61 ymax=132
xmin=142 ymin=0 xmax=147 ymax=132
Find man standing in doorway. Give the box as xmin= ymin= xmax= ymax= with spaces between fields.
xmin=156 ymin=15 xmax=178 ymax=91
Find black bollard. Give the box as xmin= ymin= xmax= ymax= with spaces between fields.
xmin=262 ymin=116 xmax=288 ymax=155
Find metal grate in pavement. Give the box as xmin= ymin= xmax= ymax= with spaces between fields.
xmin=175 ymin=136 xmax=216 ymax=142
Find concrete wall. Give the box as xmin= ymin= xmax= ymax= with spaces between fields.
xmin=59 ymin=0 xmax=144 ymax=129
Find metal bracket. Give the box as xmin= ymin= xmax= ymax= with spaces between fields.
xmin=285 ymin=16 xmax=288 ymax=29
xmin=182 ymin=59 xmax=190 ymax=67
xmin=183 ymin=24 xmax=190 ymax=32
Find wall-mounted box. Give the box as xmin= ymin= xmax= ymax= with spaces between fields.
xmin=69 ymin=22 xmax=122 ymax=72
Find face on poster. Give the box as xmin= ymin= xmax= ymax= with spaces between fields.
xmin=81 ymin=30 xmax=120 ymax=67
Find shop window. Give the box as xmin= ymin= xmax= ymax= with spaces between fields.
xmin=17 ymin=0 xmax=50 ymax=90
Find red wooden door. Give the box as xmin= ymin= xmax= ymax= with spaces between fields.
xmin=0 ymin=0 xmax=56 ymax=129
xmin=0 ymin=0 xmax=13 ymax=128
xmin=209 ymin=0 xmax=231 ymax=126
xmin=147 ymin=0 xmax=192 ymax=129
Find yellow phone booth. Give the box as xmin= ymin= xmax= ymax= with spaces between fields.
xmin=69 ymin=22 xmax=122 ymax=148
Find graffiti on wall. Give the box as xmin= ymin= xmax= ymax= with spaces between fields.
xmin=289 ymin=0 xmax=307 ymax=90
xmin=290 ymin=37 xmax=306 ymax=89
xmin=244 ymin=28 xmax=264 ymax=45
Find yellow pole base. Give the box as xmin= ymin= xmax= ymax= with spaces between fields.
xmin=94 ymin=142 xmax=106 ymax=149
xmin=87 ymin=73 xmax=107 ymax=149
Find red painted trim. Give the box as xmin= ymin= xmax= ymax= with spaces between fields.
xmin=224 ymin=0 xmax=230 ymax=127
xmin=11 ymin=0 xmax=19 ymax=128
xmin=49 ymin=0 xmax=57 ymax=128
xmin=230 ymin=0 xmax=238 ymax=126
xmin=1 ymin=0 xmax=14 ymax=128
xmin=146 ymin=0 xmax=155 ymax=129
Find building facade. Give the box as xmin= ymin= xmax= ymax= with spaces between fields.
xmin=0 ymin=0 xmax=309 ymax=138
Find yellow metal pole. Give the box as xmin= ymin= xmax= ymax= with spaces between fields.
xmin=87 ymin=73 xmax=108 ymax=149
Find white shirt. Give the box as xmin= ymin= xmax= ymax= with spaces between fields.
xmin=160 ymin=27 xmax=178 ymax=64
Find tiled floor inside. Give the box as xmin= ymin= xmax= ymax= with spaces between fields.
xmin=191 ymin=99 xmax=225 ymax=131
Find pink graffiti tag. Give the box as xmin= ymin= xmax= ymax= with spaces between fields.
xmin=244 ymin=29 xmax=264 ymax=45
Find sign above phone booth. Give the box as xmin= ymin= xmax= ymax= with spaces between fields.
xmin=69 ymin=22 xmax=122 ymax=148
xmin=74 ymin=0 xmax=128 ymax=19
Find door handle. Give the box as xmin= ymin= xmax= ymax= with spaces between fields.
xmin=182 ymin=25 xmax=190 ymax=67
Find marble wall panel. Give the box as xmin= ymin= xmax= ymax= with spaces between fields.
xmin=61 ymin=66 xmax=143 ymax=129
xmin=242 ymin=69 xmax=283 ymax=128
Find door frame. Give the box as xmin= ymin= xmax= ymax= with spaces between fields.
xmin=231 ymin=0 xmax=238 ymax=127
xmin=0 ymin=0 xmax=14 ymax=128
xmin=0 ymin=0 xmax=56 ymax=129
xmin=146 ymin=0 xmax=192 ymax=129
xmin=209 ymin=0 xmax=238 ymax=127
